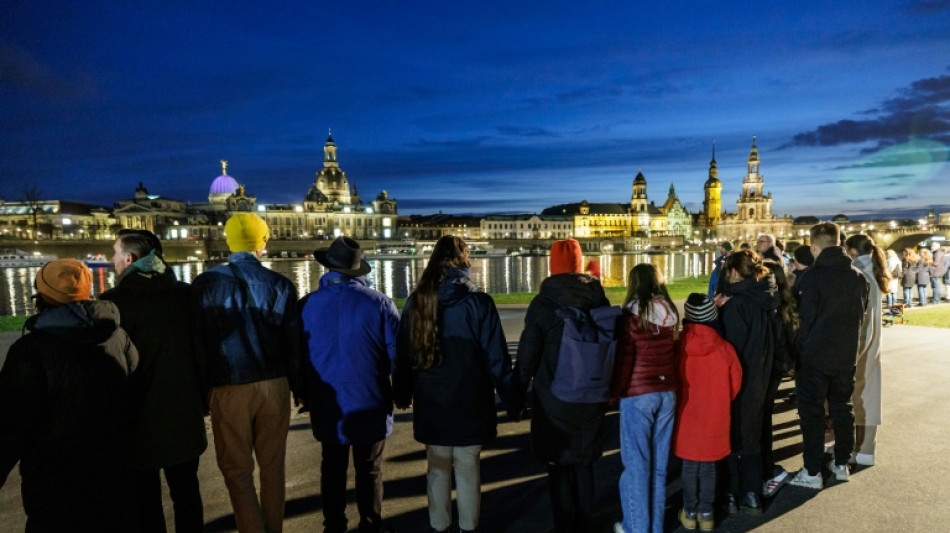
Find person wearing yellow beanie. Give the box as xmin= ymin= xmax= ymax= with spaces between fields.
xmin=225 ymin=213 xmax=269 ymax=253
xmin=35 ymin=258 xmax=93 ymax=306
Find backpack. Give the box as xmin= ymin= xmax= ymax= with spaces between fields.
xmin=550 ymin=304 xmax=623 ymax=403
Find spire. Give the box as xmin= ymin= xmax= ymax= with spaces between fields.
xmin=668 ymin=183 xmax=676 ymax=197
xmin=221 ymin=160 xmax=228 ymax=176
xmin=711 ymin=138 xmax=716 ymax=163
xmin=326 ymin=128 xmax=335 ymax=144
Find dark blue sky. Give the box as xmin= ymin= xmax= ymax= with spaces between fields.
xmin=3 ymin=1 xmax=950 ymax=218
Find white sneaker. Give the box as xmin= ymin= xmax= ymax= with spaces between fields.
xmin=827 ymin=460 xmax=850 ymax=482
xmin=788 ymin=468 xmax=823 ymax=489
xmin=853 ymin=453 xmax=875 ymax=466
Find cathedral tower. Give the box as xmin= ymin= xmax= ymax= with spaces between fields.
xmin=631 ymin=169 xmax=648 ymax=213
xmin=736 ymin=136 xmax=772 ymax=220
xmin=703 ymin=141 xmax=722 ymax=226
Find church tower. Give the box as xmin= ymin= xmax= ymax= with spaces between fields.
xmin=736 ymin=136 xmax=772 ymax=221
xmin=631 ymin=169 xmax=648 ymax=213
xmin=311 ymin=130 xmax=351 ymax=205
xmin=703 ymin=140 xmax=722 ymax=226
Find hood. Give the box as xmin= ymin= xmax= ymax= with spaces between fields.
xmin=115 ymin=251 xmax=176 ymax=292
xmin=680 ymin=322 xmax=723 ymax=353
xmin=438 ymin=268 xmax=478 ymax=306
xmin=26 ymin=300 xmax=121 ymax=345
xmin=539 ymin=273 xmax=605 ymax=309
xmin=626 ymin=298 xmax=678 ymax=328
xmin=853 ymin=254 xmax=873 ymax=276
xmin=723 ymin=276 xmax=777 ymax=312
xmin=815 ymin=246 xmax=854 ymax=270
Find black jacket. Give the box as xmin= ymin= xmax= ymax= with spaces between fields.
xmin=0 ymin=300 xmax=138 ymax=532
xmin=101 ymin=261 xmax=208 ymax=470
xmin=796 ymin=246 xmax=870 ymax=372
xmin=394 ymin=269 xmax=519 ymax=446
xmin=517 ymin=273 xmax=610 ymax=465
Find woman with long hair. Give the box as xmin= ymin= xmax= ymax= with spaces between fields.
xmin=917 ymin=248 xmax=935 ymax=307
xmin=394 ymin=236 xmax=520 ymax=533
xmin=884 ymin=249 xmax=901 ymax=309
xmin=517 ymin=238 xmax=610 ymax=533
xmin=718 ymin=250 xmax=777 ymax=515
xmin=608 ymin=263 xmax=679 ymax=533
xmin=901 ymin=248 xmax=919 ymax=305
xmin=845 ymin=234 xmax=887 ymax=466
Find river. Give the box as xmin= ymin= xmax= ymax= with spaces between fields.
xmin=1 ymin=251 xmax=714 ymax=316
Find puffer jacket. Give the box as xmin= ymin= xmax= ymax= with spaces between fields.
xmin=300 ymin=271 xmax=400 ymax=446
xmin=900 ymin=260 xmax=918 ymax=288
xmin=915 ymin=259 xmax=934 ymax=286
xmin=517 ymin=273 xmax=610 ymax=465
xmin=0 ymin=300 xmax=138 ymax=532
xmin=394 ymin=268 xmax=519 ymax=446
xmin=191 ymin=252 xmax=303 ymax=398
xmin=610 ymin=298 xmax=678 ymax=399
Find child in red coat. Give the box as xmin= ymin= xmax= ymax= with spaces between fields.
xmin=673 ymin=293 xmax=742 ymax=531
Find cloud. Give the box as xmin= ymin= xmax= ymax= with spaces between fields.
xmin=495 ymin=125 xmax=560 ymax=138
xmin=0 ymin=45 xmax=98 ymax=103
xmin=786 ymin=71 xmax=950 ymax=151
xmin=845 ymin=194 xmax=911 ymax=203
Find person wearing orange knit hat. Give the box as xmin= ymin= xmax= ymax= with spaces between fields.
xmin=518 ymin=238 xmax=611 ymax=532
xmin=2 ymin=259 xmax=138 ymax=531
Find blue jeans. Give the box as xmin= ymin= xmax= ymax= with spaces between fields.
xmin=918 ymin=285 xmax=928 ymax=305
xmin=932 ymin=277 xmax=944 ymax=304
xmin=886 ymin=292 xmax=896 ymax=308
xmin=618 ymin=391 xmax=675 ymax=533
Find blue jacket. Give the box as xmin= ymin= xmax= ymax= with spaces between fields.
xmin=708 ymin=254 xmax=725 ymax=298
xmin=300 ymin=271 xmax=400 ymax=445
xmin=191 ymin=252 xmax=303 ymax=397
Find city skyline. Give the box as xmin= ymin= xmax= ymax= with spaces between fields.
xmin=3 ymin=2 xmax=950 ymax=219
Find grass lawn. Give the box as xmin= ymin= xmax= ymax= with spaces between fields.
xmin=901 ymin=304 xmax=950 ymax=329
xmin=0 ymin=315 xmax=27 ymax=333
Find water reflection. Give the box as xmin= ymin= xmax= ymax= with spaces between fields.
xmin=0 ymin=252 xmax=714 ymax=316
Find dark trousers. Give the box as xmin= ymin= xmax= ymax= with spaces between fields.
xmin=760 ymin=370 xmax=784 ymax=480
xmin=131 ymin=458 xmax=203 ymax=533
xmin=548 ymin=463 xmax=595 ymax=533
xmin=796 ymin=364 xmax=855 ymax=475
xmin=682 ymin=460 xmax=716 ymax=514
xmin=321 ymin=440 xmax=386 ymax=533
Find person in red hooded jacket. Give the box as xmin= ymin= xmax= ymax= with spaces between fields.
xmin=673 ymin=293 xmax=742 ymax=531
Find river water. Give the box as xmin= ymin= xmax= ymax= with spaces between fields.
xmin=1 ymin=252 xmax=714 ymax=316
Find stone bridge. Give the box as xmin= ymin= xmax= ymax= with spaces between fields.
xmin=868 ymin=225 xmax=950 ymax=251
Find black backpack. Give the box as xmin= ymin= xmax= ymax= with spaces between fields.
xmin=550 ymin=304 xmax=623 ymax=403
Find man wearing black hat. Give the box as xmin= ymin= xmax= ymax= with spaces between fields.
xmin=299 ymin=236 xmax=400 ymax=533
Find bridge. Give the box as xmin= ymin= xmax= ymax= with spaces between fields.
xmin=866 ymin=224 xmax=950 ymax=251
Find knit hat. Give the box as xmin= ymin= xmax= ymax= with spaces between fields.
xmin=719 ymin=240 xmax=733 ymax=252
xmin=225 ymin=213 xmax=269 ymax=252
xmin=35 ymin=259 xmax=93 ymax=306
xmin=550 ymin=239 xmax=583 ymax=275
xmin=684 ymin=292 xmax=717 ymax=325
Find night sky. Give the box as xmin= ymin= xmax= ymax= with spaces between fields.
xmin=3 ymin=1 xmax=950 ymax=219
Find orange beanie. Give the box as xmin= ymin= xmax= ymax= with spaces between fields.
xmin=550 ymin=239 xmax=583 ymax=275
xmin=35 ymin=259 xmax=93 ymax=305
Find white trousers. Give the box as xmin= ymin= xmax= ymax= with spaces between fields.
xmin=426 ymin=444 xmax=482 ymax=532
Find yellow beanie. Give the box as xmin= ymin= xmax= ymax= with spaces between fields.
xmin=225 ymin=213 xmax=269 ymax=252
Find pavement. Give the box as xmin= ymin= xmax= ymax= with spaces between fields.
xmin=1 ymin=305 xmax=949 ymax=532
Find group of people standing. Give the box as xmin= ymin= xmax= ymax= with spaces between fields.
xmin=895 ymin=242 xmax=950 ymax=307
xmin=0 ymin=213 xmax=892 ymax=533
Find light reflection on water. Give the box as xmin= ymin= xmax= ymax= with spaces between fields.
xmin=1 ymin=252 xmax=714 ymax=316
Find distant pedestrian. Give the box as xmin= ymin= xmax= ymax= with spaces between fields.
xmin=101 ymin=229 xmax=207 ymax=533
xmin=900 ymin=248 xmax=919 ymax=305
xmin=787 ymin=245 xmax=814 ymax=293
xmin=931 ymin=242 xmax=948 ymax=303
xmin=300 ymin=237 xmax=399 ymax=533
xmin=517 ymin=238 xmax=609 ymax=533
xmin=609 ymin=263 xmax=679 ymax=533
xmin=192 ymin=213 xmax=304 ymax=533
xmin=586 ymin=258 xmax=602 ymax=279
xmin=884 ymin=250 xmax=901 ymax=310
xmin=916 ymin=248 xmax=935 ymax=307
xmin=673 ymin=293 xmax=742 ymax=532
xmin=0 ymin=259 xmax=139 ymax=532
xmin=395 ymin=235 xmax=520 ymax=533
xmin=788 ymin=223 xmax=869 ymax=490
xmin=708 ymin=240 xmax=733 ymax=298
xmin=717 ymin=250 xmax=777 ymax=514
xmin=845 ymin=234 xmax=887 ymax=467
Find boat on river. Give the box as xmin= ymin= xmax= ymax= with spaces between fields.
xmin=0 ymin=248 xmax=57 ymax=268
xmin=84 ymin=253 xmax=113 ymax=268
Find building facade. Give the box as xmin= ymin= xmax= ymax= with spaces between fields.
xmin=481 ymin=214 xmax=573 ymax=240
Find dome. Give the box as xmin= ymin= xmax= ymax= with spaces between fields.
xmin=704 ymin=177 xmax=722 ymax=188
xmin=210 ymin=175 xmax=240 ymax=195
xmin=633 ymin=170 xmax=647 ymax=184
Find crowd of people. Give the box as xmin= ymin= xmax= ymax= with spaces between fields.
xmin=0 ymin=213 xmax=914 ymax=533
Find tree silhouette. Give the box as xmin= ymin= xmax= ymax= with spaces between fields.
xmin=21 ymin=185 xmax=44 ymax=239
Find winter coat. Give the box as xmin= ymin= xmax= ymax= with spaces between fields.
xmin=900 ymin=260 xmax=918 ymax=288
xmin=517 ymin=273 xmax=610 ymax=465
xmin=300 ymin=272 xmax=400 ymax=446
xmin=886 ymin=256 xmax=901 ymax=294
xmin=191 ymin=252 xmax=303 ymax=398
xmin=721 ymin=275 xmax=777 ymax=453
xmin=934 ymin=249 xmax=949 ymax=278
xmin=394 ymin=268 xmax=519 ymax=446
xmin=673 ymin=323 xmax=742 ymax=462
xmin=708 ymin=255 xmax=725 ymax=298
xmin=796 ymin=246 xmax=869 ymax=372
xmin=0 ymin=300 xmax=138 ymax=532
xmin=915 ymin=259 xmax=934 ymax=286
xmin=610 ymin=299 xmax=678 ymax=399
xmin=853 ymin=254 xmax=883 ymax=426
xmin=100 ymin=254 xmax=207 ymax=470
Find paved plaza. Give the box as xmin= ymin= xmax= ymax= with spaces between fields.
xmin=1 ymin=306 xmax=948 ymax=532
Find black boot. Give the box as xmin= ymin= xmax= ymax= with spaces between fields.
xmin=726 ymin=493 xmax=739 ymax=515
xmin=740 ymin=491 xmax=763 ymax=515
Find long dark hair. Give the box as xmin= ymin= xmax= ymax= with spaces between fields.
xmin=847 ymin=234 xmax=889 ymax=292
xmin=623 ymin=263 xmax=678 ymax=332
xmin=408 ymin=235 xmax=471 ymax=370
xmin=724 ymin=249 xmax=771 ymax=282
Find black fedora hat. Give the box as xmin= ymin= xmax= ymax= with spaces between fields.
xmin=314 ymin=236 xmax=371 ymax=276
